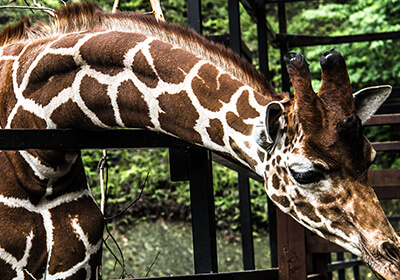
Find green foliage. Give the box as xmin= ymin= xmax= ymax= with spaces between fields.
xmin=84 ymin=148 xmax=269 ymax=235
xmin=287 ymin=0 xmax=400 ymax=89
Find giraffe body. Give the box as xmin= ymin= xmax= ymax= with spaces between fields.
xmin=0 ymin=3 xmax=399 ymax=279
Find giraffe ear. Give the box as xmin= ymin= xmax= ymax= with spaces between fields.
xmin=353 ymin=85 xmax=392 ymax=124
xmin=255 ymin=101 xmax=284 ymax=151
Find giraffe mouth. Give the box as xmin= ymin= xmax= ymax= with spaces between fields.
xmin=360 ymin=238 xmax=400 ymax=280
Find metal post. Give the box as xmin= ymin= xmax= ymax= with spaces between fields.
xmin=278 ymin=3 xmax=290 ymax=92
xmin=228 ymin=0 xmax=241 ymax=56
xmin=187 ymin=148 xmax=218 ymax=274
xmin=255 ymin=0 xmax=270 ymax=81
xmin=187 ymin=0 xmax=202 ymax=34
xmin=267 ymin=197 xmax=278 ymax=267
xmin=238 ymin=173 xmax=255 ymax=270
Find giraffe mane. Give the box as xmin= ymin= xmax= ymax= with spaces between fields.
xmin=0 ymin=16 xmax=30 ymax=46
xmin=0 ymin=2 xmax=278 ymax=97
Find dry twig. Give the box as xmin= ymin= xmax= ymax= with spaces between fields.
xmin=111 ymin=0 xmax=119 ymax=13
xmin=150 ymin=0 xmax=165 ymax=22
xmin=0 ymin=0 xmax=55 ymax=16
xmin=146 ymin=251 xmax=161 ymax=277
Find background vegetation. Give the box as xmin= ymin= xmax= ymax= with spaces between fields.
xmin=1 ymin=0 xmax=399 ymax=278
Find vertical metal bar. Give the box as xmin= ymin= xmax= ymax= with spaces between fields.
xmin=336 ymin=252 xmax=345 ymax=280
xmin=187 ymin=0 xmax=202 ymax=34
xmin=352 ymin=254 xmax=360 ymax=280
xmin=187 ymin=148 xmax=218 ymax=274
xmin=267 ymin=197 xmax=278 ymax=267
xmin=255 ymin=0 xmax=270 ymax=81
xmin=278 ymin=3 xmax=290 ymax=92
xmin=228 ymin=0 xmax=241 ymax=56
xmin=169 ymin=148 xmax=189 ymax=182
xmin=238 ymin=173 xmax=255 ymax=270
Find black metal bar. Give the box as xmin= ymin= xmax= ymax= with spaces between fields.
xmin=187 ymin=0 xmax=202 ymax=34
xmin=267 ymin=196 xmax=278 ymax=267
xmin=255 ymin=0 xmax=270 ymax=81
xmin=277 ymin=31 xmax=400 ymax=48
xmin=187 ymin=148 xmax=218 ymax=274
xmin=336 ymin=252 xmax=345 ymax=280
xmin=238 ymin=173 xmax=255 ymax=270
xmin=352 ymin=254 xmax=361 ymax=280
xmin=211 ymin=153 xmax=262 ymax=182
xmin=133 ymin=269 xmax=279 ymax=280
xmin=0 ymin=129 xmax=192 ymax=150
xmin=277 ymin=3 xmax=290 ymax=92
xmin=228 ymin=0 xmax=242 ymax=56
xmin=169 ymin=148 xmax=190 ymax=181
xmin=388 ymin=215 xmax=400 ymax=222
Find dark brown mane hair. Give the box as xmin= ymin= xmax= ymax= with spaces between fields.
xmin=0 ymin=17 xmax=30 ymax=46
xmin=1 ymin=2 xmax=278 ymax=97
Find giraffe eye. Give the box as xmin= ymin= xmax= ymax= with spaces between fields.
xmin=289 ymin=167 xmax=325 ymax=185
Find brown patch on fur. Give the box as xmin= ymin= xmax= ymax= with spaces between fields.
xmin=226 ymin=111 xmax=253 ymax=135
xmin=2 ymin=42 xmax=25 ymax=56
xmin=295 ymin=200 xmax=322 ymax=223
xmin=50 ymin=33 xmax=87 ymax=49
xmin=16 ymin=37 xmax=57 ymax=86
xmin=25 ymin=53 xmax=77 ymax=91
xmin=158 ymin=91 xmax=202 ymax=144
xmin=257 ymin=149 xmax=265 ymax=162
xmin=236 ymin=90 xmax=259 ymax=119
xmin=117 ymin=80 xmax=154 ymax=128
xmin=49 ymin=196 xmax=103 ymax=276
xmin=271 ymin=194 xmax=290 ymax=208
xmin=272 ymin=174 xmax=281 ymax=190
xmin=10 ymin=107 xmax=47 ymax=128
xmin=132 ymin=50 xmax=159 ymax=88
xmin=0 ymin=199 xmax=47 ymax=279
xmin=207 ymin=118 xmax=225 ymax=146
xmin=80 ymin=31 xmax=147 ymax=67
xmin=50 ymin=99 xmax=99 ymax=129
xmin=90 ymin=65 xmax=125 ymax=76
xmin=28 ymin=70 xmax=78 ymax=107
xmin=229 ymin=137 xmax=257 ymax=170
xmin=192 ymin=63 xmax=242 ymax=112
xmin=150 ymin=40 xmax=200 ymax=84
xmin=80 ymin=75 xmax=117 ymax=127
xmin=0 ymin=60 xmax=17 ymax=127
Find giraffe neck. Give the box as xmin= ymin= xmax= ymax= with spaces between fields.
xmin=1 ymin=29 xmax=283 ymax=176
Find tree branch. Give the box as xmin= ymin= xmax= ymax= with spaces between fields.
xmin=150 ymin=0 xmax=165 ymax=22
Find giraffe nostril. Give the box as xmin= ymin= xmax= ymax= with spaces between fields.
xmin=380 ymin=241 xmax=400 ymax=264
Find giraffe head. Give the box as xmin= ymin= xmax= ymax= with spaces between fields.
xmin=256 ymin=49 xmax=399 ymax=279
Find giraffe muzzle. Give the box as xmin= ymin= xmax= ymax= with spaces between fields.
xmin=361 ymin=240 xmax=400 ymax=280
xmin=379 ymin=241 xmax=400 ymax=274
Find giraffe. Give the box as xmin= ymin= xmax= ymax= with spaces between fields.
xmin=0 ymin=3 xmax=399 ymax=279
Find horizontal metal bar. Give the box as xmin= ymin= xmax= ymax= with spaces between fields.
xmin=364 ymin=114 xmax=400 ymax=126
xmin=0 ymin=129 xmax=264 ymax=182
xmin=212 ymin=153 xmax=263 ymax=182
xmin=133 ymin=269 xmax=279 ymax=280
xmin=372 ymin=141 xmax=400 ymax=151
xmin=0 ymin=129 xmax=193 ymax=150
xmin=277 ymin=31 xmax=400 ymax=48
xmin=328 ymin=259 xmax=364 ymax=272
xmin=388 ymin=215 xmax=400 ymax=222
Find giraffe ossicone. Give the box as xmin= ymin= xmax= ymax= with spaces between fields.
xmin=0 ymin=3 xmax=399 ymax=279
